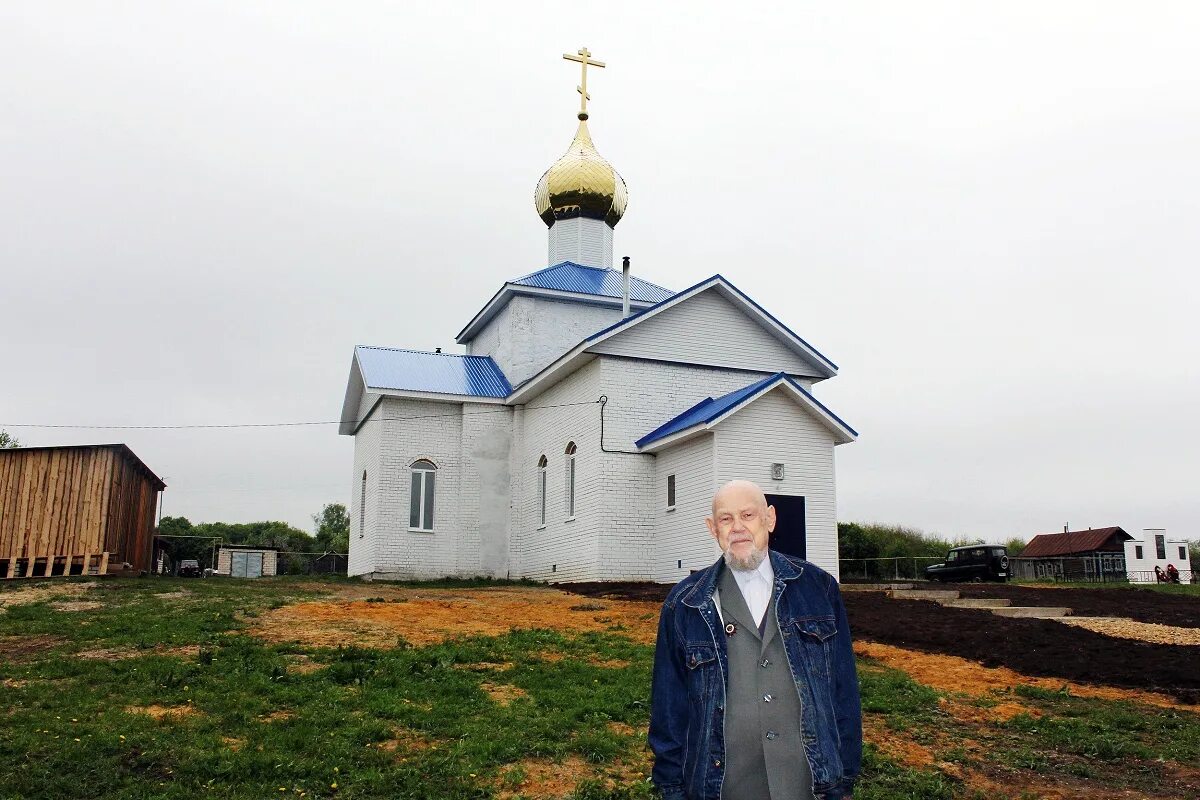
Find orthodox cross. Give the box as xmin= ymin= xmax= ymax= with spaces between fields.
xmin=563 ymin=47 xmax=605 ymax=120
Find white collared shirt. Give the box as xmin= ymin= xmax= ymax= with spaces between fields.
xmin=731 ymin=554 xmax=774 ymax=627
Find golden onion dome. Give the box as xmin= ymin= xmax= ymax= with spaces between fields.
xmin=534 ymin=119 xmax=628 ymax=228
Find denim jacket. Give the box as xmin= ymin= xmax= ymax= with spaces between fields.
xmin=649 ymin=551 xmax=862 ymax=800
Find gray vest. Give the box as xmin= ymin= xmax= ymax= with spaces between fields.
xmin=718 ymin=565 xmax=814 ymax=800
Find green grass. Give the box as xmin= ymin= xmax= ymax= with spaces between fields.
xmin=3 ymin=576 xmax=1199 ymax=799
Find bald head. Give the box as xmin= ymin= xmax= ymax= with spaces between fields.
xmin=711 ymin=480 xmax=769 ymax=518
xmin=707 ymin=480 xmax=775 ymax=571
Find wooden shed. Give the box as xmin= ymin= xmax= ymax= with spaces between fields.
xmin=0 ymin=444 xmax=166 ymax=579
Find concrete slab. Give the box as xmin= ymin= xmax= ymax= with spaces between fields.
xmin=889 ymin=589 xmax=961 ymax=601
xmin=842 ymin=583 xmax=915 ymax=592
xmin=940 ymin=598 xmax=1012 ymax=608
xmin=990 ymin=607 xmax=1073 ymax=618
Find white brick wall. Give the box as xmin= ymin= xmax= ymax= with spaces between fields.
xmin=654 ymin=434 xmax=722 ymax=583
xmin=371 ymin=398 xmax=464 ymax=579
xmin=348 ymin=393 xmax=382 ymax=577
xmin=467 ymin=295 xmax=622 ymax=387
xmin=511 ymin=359 xmax=606 ymax=581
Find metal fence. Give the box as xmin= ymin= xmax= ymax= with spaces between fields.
xmin=839 ymin=556 xmax=944 ymax=582
xmin=840 ymin=554 xmax=1196 ymax=584
xmin=275 ymin=551 xmax=348 ymax=576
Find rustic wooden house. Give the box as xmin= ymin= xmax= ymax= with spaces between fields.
xmin=1014 ymin=526 xmax=1133 ymax=581
xmin=0 ymin=444 xmax=166 ymax=578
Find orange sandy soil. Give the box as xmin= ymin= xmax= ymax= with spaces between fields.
xmin=855 ymin=640 xmax=1200 ymax=714
xmin=248 ymin=584 xmax=660 ymax=648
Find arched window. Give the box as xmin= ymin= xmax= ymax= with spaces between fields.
xmin=564 ymin=442 xmax=577 ymax=518
xmin=537 ymin=455 xmax=548 ymax=526
xmin=359 ymin=471 xmax=367 ymax=538
xmin=409 ymin=459 xmax=436 ymax=531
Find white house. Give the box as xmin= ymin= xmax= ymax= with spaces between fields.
xmin=337 ymin=71 xmax=857 ymax=584
xmin=1125 ymin=528 xmax=1193 ymax=583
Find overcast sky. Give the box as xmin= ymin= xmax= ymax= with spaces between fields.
xmin=3 ymin=2 xmax=1197 ymax=545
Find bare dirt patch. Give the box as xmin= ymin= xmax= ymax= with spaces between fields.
xmin=587 ymin=656 xmax=631 ymax=669
xmin=0 ymin=582 xmax=97 ymax=613
xmin=249 ymin=586 xmax=659 ymax=649
xmin=494 ymin=747 xmax=652 ymax=800
xmin=862 ymin=715 xmax=937 ymax=769
xmin=221 ymin=736 xmax=245 ymax=751
xmin=481 ymin=682 xmax=527 ymax=706
xmin=454 ymin=661 xmax=514 ymax=673
xmin=49 ymin=600 xmax=103 ymax=612
xmin=76 ymin=647 xmax=138 ymax=661
xmin=126 ymin=704 xmax=196 ymax=720
xmin=153 ymin=591 xmax=190 ymax=600
xmin=0 ymin=634 xmax=66 ymax=661
xmin=283 ymin=654 xmax=325 ymax=675
xmin=855 ymin=641 xmax=1200 ymax=714
xmin=374 ymin=727 xmax=434 ymax=762
xmin=1056 ymin=616 xmax=1200 ymax=646
xmin=257 ymin=710 xmax=294 ymax=723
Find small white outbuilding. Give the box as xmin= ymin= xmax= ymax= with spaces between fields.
xmin=215 ymin=545 xmax=279 ymax=578
xmin=1124 ymin=529 xmax=1192 ymax=583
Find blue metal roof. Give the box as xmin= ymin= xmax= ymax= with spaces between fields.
xmin=512 ymin=262 xmax=674 ymax=304
xmin=356 ymin=346 xmax=512 ymax=398
xmin=635 ymin=372 xmax=857 ymax=448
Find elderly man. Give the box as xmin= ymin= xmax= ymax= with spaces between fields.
xmin=649 ymin=480 xmax=861 ymax=800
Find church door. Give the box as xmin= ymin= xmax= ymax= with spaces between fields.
xmin=765 ymin=494 xmax=806 ymax=560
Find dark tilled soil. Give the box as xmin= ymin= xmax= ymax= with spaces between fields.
xmin=844 ymin=592 xmax=1200 ymax=702
xmin=941 ymin=583 xmax=1200 ymax=628
xmin=557 ymin=581 xmax=1200 ymax=701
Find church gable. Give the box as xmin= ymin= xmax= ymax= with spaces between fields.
xmin=585 ymin=280 xmax=835 ymax=379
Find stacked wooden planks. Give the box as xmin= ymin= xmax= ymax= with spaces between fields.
xmin=0 ymin=445 xmax=162 ymax=578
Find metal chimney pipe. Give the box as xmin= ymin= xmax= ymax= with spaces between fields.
xmin=621 ymin=255 xmax=631 ymax=318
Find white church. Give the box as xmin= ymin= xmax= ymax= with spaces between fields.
xmin=339 ymin=50 xmax=857 ymax=584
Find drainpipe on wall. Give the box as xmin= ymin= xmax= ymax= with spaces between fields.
xmin=621 ymin=255 xmax=631 ymax=318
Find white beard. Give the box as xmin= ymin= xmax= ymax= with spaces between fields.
xmin=724 ymin=545 xmax=767 ymax=573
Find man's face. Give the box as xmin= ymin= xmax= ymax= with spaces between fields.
xmin=706 ymin=482 xmax=776 ymax=571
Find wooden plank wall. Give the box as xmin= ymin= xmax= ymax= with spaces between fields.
xmin=102 ymin=451 xmax=158 ymax=572
xmin=1 ymin=447 xmax=109 ymax=562
xmin=0 ymin=446 xmax=159 ymax=572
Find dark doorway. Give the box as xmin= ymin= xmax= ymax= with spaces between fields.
xmin=766 ymin=494 xmax=806 ymax=560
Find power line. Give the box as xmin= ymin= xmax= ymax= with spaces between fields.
xmin=0 ymin=399 xmax=600 ymax=431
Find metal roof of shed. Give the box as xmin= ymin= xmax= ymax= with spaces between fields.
xmin=355 ymin=346 xmax=512 ymax=398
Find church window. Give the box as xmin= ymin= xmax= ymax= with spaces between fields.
xmin=537 ymin=455 xmax=548 ymax=527
xmin=409 ymin=460 xmax=436 ymax=531
xmin=565 ymin=443 xmax=577 ymax=518
xmin=1182 ymin=546 xmax=1188 ymax=560
xmin=1155 ymin=534 xmax=1166 ymax=560
xmin=666 ymin=474 xmax=676 ymax=510
xmin=359 ymin=471 xmax=367 ymax=538
xmin=1135 ymin=546 xmax=1143 ymax=560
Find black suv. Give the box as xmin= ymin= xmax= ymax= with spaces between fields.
xmin=178 ymin=559 xmax=202 ymax=578
xmin=924 ymin=546 xmax=1009 ymax=582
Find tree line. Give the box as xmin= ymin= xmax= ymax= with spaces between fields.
xmin=156 ymin=503 xmax=349 ymax=570
xmin=838 ymin=522 xmax=1028 ymax=560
